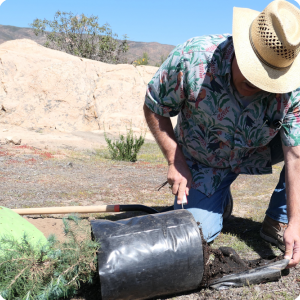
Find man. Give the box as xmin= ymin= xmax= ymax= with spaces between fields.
xmin=144 ymin=0 xmax=300 ymax=268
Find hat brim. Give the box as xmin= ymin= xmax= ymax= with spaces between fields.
xmin=233 ymin=7 xmax=300 ymax=94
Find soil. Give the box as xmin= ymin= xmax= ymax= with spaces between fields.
xmin=202 ymin=242 xmax=248 ymax=286
xmin=199 ymin=225 xmax=285 ymax=288
xmin=24 ymin=217 xmax=91 ymax=242
xmin=201 ymin=239 xmax=285 ymax=287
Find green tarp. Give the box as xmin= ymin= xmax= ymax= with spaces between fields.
xmin=0 ymin=206 xmax=47 ymax=255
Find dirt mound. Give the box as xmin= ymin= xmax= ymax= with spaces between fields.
xmin=0 ymin=39 xmax=159 ymax=133
xmin=201 ymin=240 xmax=284 ymax=287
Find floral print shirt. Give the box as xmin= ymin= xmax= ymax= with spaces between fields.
xmin=145 ymin=34 xmax=300 ymax=197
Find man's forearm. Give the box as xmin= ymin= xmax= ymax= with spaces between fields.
xmin=282 ymin=144 xmax=300 ymax=267
xmin=284 ymin=146 xmax=300 ymax=224
xmin=143 ymin=104 xmax=185 ymax=165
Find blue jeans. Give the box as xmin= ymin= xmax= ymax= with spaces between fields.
xmin=174 ymin=133 xmax=287 ymax=242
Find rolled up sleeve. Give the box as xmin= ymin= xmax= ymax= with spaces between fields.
xmin=144 ymin=45 xmax=186 ymax=118
xmin=281 ymin=88 xmax=300 ymax=147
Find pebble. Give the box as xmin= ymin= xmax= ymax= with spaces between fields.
xmin=254 ymin=286 xmax=261 ymax=292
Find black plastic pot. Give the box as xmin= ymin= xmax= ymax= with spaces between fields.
xmin=91 ymin=210 xmax=204 ymax=300
xmin=91 ymin=207 xmax=289 ymax=299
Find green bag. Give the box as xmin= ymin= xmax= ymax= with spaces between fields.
xmin=0 ymin=206 xmax=47 ymax=255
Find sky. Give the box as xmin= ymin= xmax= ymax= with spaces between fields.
xmin=0 ymin=0 xmax=299 ymax=46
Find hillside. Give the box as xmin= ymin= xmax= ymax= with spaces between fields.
xmin=0 ymin=24 xmax=175 ymax=66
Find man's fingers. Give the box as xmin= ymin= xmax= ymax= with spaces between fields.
xmin=171 ymin=183 xmax=179 ymax=196
xmin=284 ymin=230 xmax=300 ymax=268
xmin=168 ymin=178 xmax=188 ymax=203
xmin=286 ymin=242 xmax=300 ymax=268
xmin=284 ymin=241 xmax=293 ymax=268
xmin=284 ymin=247 xmax=293 ymax=259
xmin=167 ymin=161 xmax=192 ymax=204
xmin=185 ymin=186 xmax=190 ymax=196
xmin=287 ymin=258 xmax=297 ymax=268
xmin=177 ymin=182 xmax=187 ymax=204
xmin=285 ymin=246 xmax=294 ymax=268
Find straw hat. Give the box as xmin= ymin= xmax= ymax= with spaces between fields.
xmin=233 ymin=0 xmax=300 ymax=93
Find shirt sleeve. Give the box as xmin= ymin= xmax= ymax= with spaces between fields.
xmin=280 ymin=88 xmax=300 ymax=147
xmin=144 ymin=44 xmax=187 ymax=117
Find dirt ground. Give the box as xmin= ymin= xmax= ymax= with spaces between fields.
xmin=1 ymin=138 xmax=300 ymax=300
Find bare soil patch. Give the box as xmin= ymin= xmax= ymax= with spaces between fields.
xmin=1 ymin=143 xmax=300 ymax=300
xmin=201 ymin=241 xmax=285 ymax=288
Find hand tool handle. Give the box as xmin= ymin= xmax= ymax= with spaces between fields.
xmin=12 ymin=205 xmax=159 ymax=215
xmin=182 ymin=193 xmax=188 ymax=205
xmin=12 ymin=205 xmax=116 ymax=215
xmin=181 ymin=193 xmax=188 ymax=209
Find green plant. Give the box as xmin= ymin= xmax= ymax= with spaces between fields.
xmin=30 ymin=11 xmax=129 ymax=64
xmin=133 ymin=52 xmax=149 ymax=65
xmin=0 ymin=216 xmax=100 ymax=300
xmin=104 ymin=126 xmax=145 ymax=162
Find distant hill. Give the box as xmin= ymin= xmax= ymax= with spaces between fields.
xmin=0 ymin=24 xmax=175 ymax=66
xmin=0 ymin=25 xmax=47 ymax=44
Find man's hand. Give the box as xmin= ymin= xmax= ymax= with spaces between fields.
xmin=284 ymin=222 xmax=300 ymax=268
xmin=168 ymin=158 xmax=192 ymax=204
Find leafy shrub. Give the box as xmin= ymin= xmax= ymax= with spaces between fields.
xmin=104 ymin=127 xmax=145 ymax=162
xmin=133 ymin=52 xmax=149 ymax=66
xmin=30 ymin=11 xmax=129 ymax=64
xmin=0 ymin=216 xmax=100 ymax=300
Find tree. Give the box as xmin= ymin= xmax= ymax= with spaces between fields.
xmin=30 ymin=11 xmax=129 ymax=64
xmin=0 ymin=216 xmax=100 ymax=300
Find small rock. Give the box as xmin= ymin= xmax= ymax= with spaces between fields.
xmin=67 ymin=162 xmax=73 ymax=167
xmin=5 ymin=137 xmax=21 ymax=145
xmin=2 ymin=129 xmax=8 ymax=132
xmin=254 ymin=286 xmax=261 ymax=292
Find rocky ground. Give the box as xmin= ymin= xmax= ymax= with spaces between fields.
xmin=1 ymin=139 xmax=300 ymax=300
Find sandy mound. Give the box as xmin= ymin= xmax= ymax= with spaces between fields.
xmin=0 ymin=39 xmax=177 ymax=149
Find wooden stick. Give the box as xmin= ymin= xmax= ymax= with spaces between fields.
xmin=12 ymin=205 xmax=117 ymax=215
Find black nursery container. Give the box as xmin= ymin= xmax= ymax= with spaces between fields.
xmin=91 ymin=210 xmax=204 ymax=300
